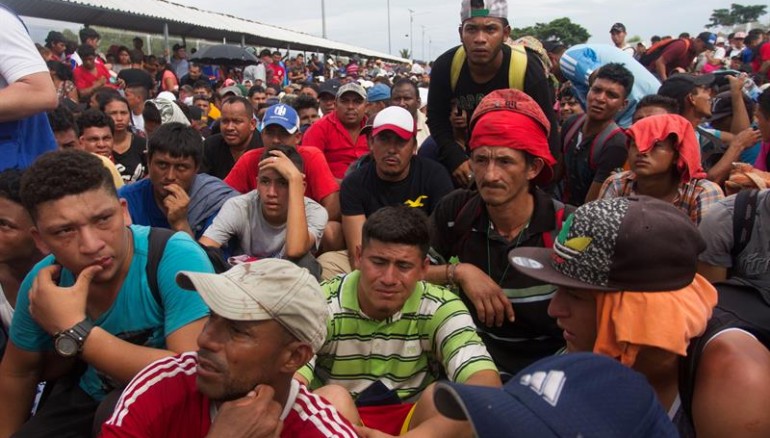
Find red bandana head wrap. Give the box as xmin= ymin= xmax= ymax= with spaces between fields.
xmin=469 ymin=89 xmax=556 ymax=185
xmin=626 ymin=114 xmax=706 ymax=183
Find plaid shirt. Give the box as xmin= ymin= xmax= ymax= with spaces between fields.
xmin=598 ymin=171 xmax=724 ymax=225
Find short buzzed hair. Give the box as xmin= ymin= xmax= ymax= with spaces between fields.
xmin=362 ymin=206 xmax=430 ymax=258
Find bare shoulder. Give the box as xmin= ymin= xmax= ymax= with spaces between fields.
xmin=692 ymin=331 xmax=770 ymax=437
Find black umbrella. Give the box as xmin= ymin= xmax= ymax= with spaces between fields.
xmin=190 ymin=44 xmax=259 ymax=66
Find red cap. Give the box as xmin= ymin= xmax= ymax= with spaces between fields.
xmin=469 ymin=89 xmax=556 ymax=185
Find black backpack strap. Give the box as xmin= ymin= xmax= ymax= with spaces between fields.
xmin=589 ymin=121 xmax=623 ymax=170
xmin=731 ymin=189 xmax=758 ymax=259
xmin=449 ymin=193 xmax=484 ymax=256
xmin=561 ymin=114 xmax=586 ymax=156
xmin=146 ymin=228 xmax=176 ymax=308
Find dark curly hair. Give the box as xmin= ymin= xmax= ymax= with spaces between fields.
xmin=20 ymin=150 xmax=116 ymax=220
xmin=0 ymin=169 xmax=24 ymax=205
xmin=78 ymin=109 xmax=115 ymax=135
xmin=592 ymin=63 xmax=635 ymax=99
xmin=48 ymin=105 xmax=78 ymax=135
xmin=291 ymin=94 xmax=319 ymax=113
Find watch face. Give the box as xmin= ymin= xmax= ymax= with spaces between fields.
xmin=55 ymin=335 xmax=79 ymax=357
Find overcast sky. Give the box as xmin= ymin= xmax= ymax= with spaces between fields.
xmin=24 ymin=0 xmax=769 ymax=61
xmin=169 ymin=0 xmax=767 ymax=59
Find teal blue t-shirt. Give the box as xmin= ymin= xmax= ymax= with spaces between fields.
xmin=10 ymin=225 xmax=212 ymax=400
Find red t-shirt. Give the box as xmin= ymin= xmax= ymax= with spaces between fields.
xmin=73 ymin=63 xmax=115 ymax=91
xmin=224 ymin=146 xmax=339 ymax=203
xmin=270 ymin=63 xmax=286 ymax=86
xmin=100 ymin=352 xmax=357 ymax=438
xmin=651 ymin=39 xmax=695 ymax=74
xmin=301 ymin=112 xmax=369 ymax=179
xmin=751 ymin=43 xmax=770 ymax=82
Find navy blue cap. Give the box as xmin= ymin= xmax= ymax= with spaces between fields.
xmin=259 ymin=104 xmax=299 ymax=134
xmin=435 ymin=353 xmax=678 ymax=438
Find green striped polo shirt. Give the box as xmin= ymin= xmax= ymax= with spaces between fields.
xmin=297 ymin=271 xmax=497 ymax=400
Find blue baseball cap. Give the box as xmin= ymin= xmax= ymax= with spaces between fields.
xmin=259 ymin=103 xmax=299 ymax=134
xmin=367 ymin=83 xmax=391 ymax=103
xmin=435 ymin=353 xmax=678 ymax=438
xmin=696 ymin=32 xmax=717 ymax=50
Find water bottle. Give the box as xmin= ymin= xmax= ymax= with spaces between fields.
xmin=743 ymin=77 xmax=761 ymax=101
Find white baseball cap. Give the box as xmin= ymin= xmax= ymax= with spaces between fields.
xmin=176 ymin=259 xmax=328 ymax=352
xmin=364 ymin=106 xmax=415 ymax=140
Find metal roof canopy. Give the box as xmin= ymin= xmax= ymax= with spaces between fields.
xmin=4 ymin=0 xmax=407 ymax=63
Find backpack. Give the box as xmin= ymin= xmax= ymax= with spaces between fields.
xmin=731 ymin=188 xmax=759 ymax=260
xmin=448 ymin=191 xmax=572 ymax=257
xmin=145 ymin=228 xmax=230 ymax=307
xmin=678 ymin=189 xmax=770 ymax=426
xmin=639 ymin=38 xmax=691 ymax=67
xmin=561 ymin=114 xmax=624 ymax=171
xmin=450 ymin=43 xmax=528 ymax=92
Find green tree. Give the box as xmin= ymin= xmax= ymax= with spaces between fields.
xmin=399 ymin=48 xmax=411 ymax=59
xmin=708 ymin=3 xmax=767 ymax=27
xmin=510 ymin=17 xmax=590 ymax=47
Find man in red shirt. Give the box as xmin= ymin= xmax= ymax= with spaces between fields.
xmin=644 ymin=32 xmax=716 ymax=80
xmin=73 ymin=44 xmax=116 ymax=101
xmin=271 ymin=51 xmax=286 ymax=87
xmin=302 ymin=82 xmax=369 ymax=179
xmin=101 ymin=259 xmax=357 ymax=438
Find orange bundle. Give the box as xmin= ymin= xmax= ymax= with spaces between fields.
xmin=725 ymin=162 xmax=770 ymax=195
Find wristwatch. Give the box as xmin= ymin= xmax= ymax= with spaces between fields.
xmin=54 ymin=319 xmax=94 ymax=357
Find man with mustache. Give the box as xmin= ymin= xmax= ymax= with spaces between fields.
xmin=320 ymin=106 xmax=452 ymax=278
xmin=302 ymin=83 xmax=369 ymax=180
xmin=427 ymin=89 xmax=569 ymax=375
xmin=101 ymin=259 xmax=357 ymax=437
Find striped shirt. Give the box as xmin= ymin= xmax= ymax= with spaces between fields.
xmin=598 ymin=171 xmax=724 ymax=225
xmin=101 ymin=352 xmax=356 ymax=438
xmin=297 ymin=271 xmax=497 ymax=400
xmin=429 ymin=189 xmax=566 ymax=374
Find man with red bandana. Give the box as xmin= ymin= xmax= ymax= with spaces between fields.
xmin=426 ymin=89 xmax=568 ymax=374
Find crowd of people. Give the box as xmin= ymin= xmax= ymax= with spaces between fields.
xmin=1 ymin=0 xmax=770 ymax=436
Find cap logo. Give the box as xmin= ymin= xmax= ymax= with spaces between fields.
xmin=273 ymin=105 xmax=287 ymax=116
xmin=519 ymin=369 xmax=566 ymax=407
xmin=471 ymin=8 xmax=490 ymax=17
xmin=511 ymin=257 xmax=544 ymax=270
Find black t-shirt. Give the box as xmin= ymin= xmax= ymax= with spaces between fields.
xmin=202 ymin=133 xmax=262 ymax=179
xmin=427 ymin=45 xmax=559 ymax=173
xmin=117 ymin=68 xmax=154 ymax=92
xmin=113 ymin=134 xmax=147 ymax=184
xmin=560 ymin=116 xmax=628 ymax=206
xmin=429 ymin=188 xmax=566 ymax=374
xmin=179 ymin=74 xmax=201 ymax=88
xmin=340 ymin=156 xmax=453 ymax=217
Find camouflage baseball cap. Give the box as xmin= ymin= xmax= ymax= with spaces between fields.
xmin=460 ymin=0 xmax=508 ymax=22
xmin=508 ymin=196 xmax=705 ymax=292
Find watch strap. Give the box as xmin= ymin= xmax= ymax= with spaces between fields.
xmin=60 ymin=318 xmax=94 ymax=353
